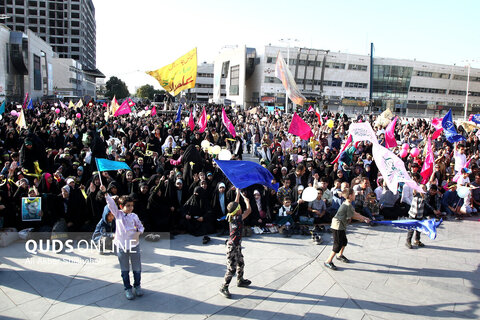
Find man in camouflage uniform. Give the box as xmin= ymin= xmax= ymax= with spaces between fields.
xmin=220 ymin=188 xmax=252 ymax=299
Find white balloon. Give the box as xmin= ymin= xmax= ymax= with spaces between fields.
xmin=50 ymin=107 xmax=55 ymax=111
xmin=457 ymin=186 xmax=470 ymax=199
xmin=211 ymin=145 xmax=221 ymax=155
xmin=302 ymin=187 xmax=318 ymax=202
xmin=66 ymin=119 xmax=73 ymax=126
xmin=0 ymin=114 xmax=2 ymax=120
xmin=201 ymin=140 xmax=210 ymax=149
xmin=218 ymin=149 xmax=232 ymax=160
xmin=59 ymin=117 xmax=66 ymax=123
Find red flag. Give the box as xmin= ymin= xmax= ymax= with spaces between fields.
xmin=102 ymin=102 xmax=108 ymax=108
xmin=385 ymin=116 xmax=398 ymax=148
xmin=151 ymin=105 xmax=157 ymax=116
xmin=221 ymin=107 xmax=236 ymax=137
xmin=307 ymin=105 xmax=314 ymax=112
xmin=315 ymin=107 xmax=322 ymax=125
xmin=331 ymin=134 xmax=352 ymax=164
xmin=114 ymin=100 xmax=131 ymax=117
xmin=288 ymin=112 xmax=313 ymax=140
xmin=432 ymin=128 xmax=443 ymax=140
xmin=188 ymin=109 xmax=195 ymax=131
xmin=198 ymin=107 xmax=207 ymax=133
xmin=420 ymin=138 xmax=434 ymax=184
xmin=22 ymin=92 xmax=29 ymax=109
xmin=432 ymin=117 xmax=443 ymax=129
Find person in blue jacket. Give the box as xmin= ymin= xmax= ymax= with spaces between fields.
xmin=92 ymin=205 xmax=116 ymax=254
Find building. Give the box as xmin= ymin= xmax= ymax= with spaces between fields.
xmin=0 ymin=25 xmax=54 ymax=102
xmin=51 ymin=57 xmax=96 ymax=100
xmin=213 ymin=44 xmax=480 ymax=117
xmin=184 ymin=62 xmax=225 ymax=103
xmin=1 ymin=0 xmax=101 ymax=76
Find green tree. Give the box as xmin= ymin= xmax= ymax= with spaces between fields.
xmin=136 ymin=84 xmax=155 ymax=100
xmin=105 ymin=76 xmax=130 ymax=100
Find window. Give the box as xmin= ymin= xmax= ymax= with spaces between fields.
xmin=453 ymin=74 xmax=468 ymax=81
xmin=229 ymin=65 xmax=239 ymax=95
xmin=345 ymin=82 xmax=368 ymax=89
xmin=323 ymin=80 xmax=342 ymax=87
xmin=415 ymin=71 xmax=451 ymax=79
xmin=264 ymin=76 xmax=281 ymax=84
xmin=448 ymin=90 xmax=466 ymax=95
xmin=266 ymin=57 xmax=274 ymax=64
xmin=33 ymin=54 xmax=41 ymax=90
xmin=348 ymin=64 xmax=368 ymax=71
xmin=325 ymin=62 xmax=345 ymax=69
xmin=409 ymin=87 xmax=446 ymax=94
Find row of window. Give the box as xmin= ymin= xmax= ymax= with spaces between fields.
xmin=264 ymin=77 xmax=368 ymax=88
xmin=197 ymin=73 xmax=213 ymax=78
xmin=265 ymin=57 xmax=368 ymax=71
xmin=195 ymin=84 xmax=213 ymax=88
xmin=409 ymin=87 xmax=480 ymax=96
xmin=449 ymin=90 xmax=480 ymax=96
xmin=415 ymin=71 xmax=480 ymax=82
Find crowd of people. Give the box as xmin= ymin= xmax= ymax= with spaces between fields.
xmin=0 ymin=100 xmax=479 ymax=245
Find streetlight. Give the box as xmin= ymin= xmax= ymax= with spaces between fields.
xmin=462 ymin=60 xmax=477 ymax=120
xmin=279 ymin=38 xmax=299 ymax=113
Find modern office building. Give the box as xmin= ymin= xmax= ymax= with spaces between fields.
xmin=1 ymin=0 xmax=98 ymax=73
xmin=51 ymin=57 xmax=96 ymax=100
xmin=185 ymin=62 xmax=225 ymax=103
xmin=0 ymin=25 xmax=54 ymax=102
xmin=214 ymin=44 xmax=480 ymax=117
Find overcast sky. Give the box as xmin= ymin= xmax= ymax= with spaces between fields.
xmin=93 ymin=0 xmax=480 ymax=93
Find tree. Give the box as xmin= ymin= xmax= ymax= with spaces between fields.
xmin=136 ymin=84 xmax=155 ymax=100
xmin=105 ymin=76 xmax=130 ymax=100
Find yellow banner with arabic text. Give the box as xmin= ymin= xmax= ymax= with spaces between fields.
xmin=146 ymin=48 xmax=197 ymax=96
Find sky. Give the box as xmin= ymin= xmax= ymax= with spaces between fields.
xmin=93 ymin=0 xmax=480 ymax=93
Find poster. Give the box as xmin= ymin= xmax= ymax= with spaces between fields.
xmin=21 ymin=197 xmax=42 ymax=221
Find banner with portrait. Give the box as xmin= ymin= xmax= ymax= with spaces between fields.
xmin=22 ymin=197 xmax=42 ymax=221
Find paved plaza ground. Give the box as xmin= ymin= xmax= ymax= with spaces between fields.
xmin=0 ymin=216 xmax=479 ymax=320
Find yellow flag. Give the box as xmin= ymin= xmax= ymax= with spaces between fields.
xmin=75 ymin=99 xmax=83 ymax=110
xmin=16 ymin=109 xmax=27 ymax=129
xmin=110 ymin=96 xmax=119 ymax=115
xmin=68 ymin=100 xmax=75 ymax=108
xmin=146 ymin=48 xmax=197 ymax=96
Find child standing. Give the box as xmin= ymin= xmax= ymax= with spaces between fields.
xmin=324 ymin=188 xmax=370 ymax=270
xmin=220 ymin=188 xmax=252 ymax=299
xmin=406 ymin=186 xmax=426 ymax=249
xmin=104 ymin=185 xmax=145 ymax=300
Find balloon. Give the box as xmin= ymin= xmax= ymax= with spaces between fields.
xmin=200 ymin=140 xmax=210 ymax=149
xmin=0 ymin=114 xmax=2 ymax=120
xmin=145 ymin=106 xmax=149 ymax=111
xmin=59 ymin=117 xmax=66 ymax=123
xmin=410 ymin=147 xmax=420 ymax=158
xmin=66 ymin=119 xmax=73 ymax=126
xmin=10 ymin=110 xmax=17 ymax=116
xmin=16 ymin=104 xmax=22 ymax=109
xmin=399 ymin=149 xmax=409 ymax=158
xmin=211 ymin=145 xmax=221 ymax=155
xmin=55 ymin=108 xmax=60 ymax=114
xmin=207 ymin=115 xmax=211 ymax=120
xmin=326 ymin=119 xmax=334 ymax=128
xmin=302 ymin=187 xmax=318 ymax=202
xmin=76 ymin=113 xmax=81 ymax=119
xmin=54 ymin=103 xmax=58 ymax=107
xmin=218 ymin=149 xmax=232 ymax=160
xmin=402 ymin=143 xmax=409 ymax=150
xmin=51 ymin=107 xmax=55 ymax=111
xmin=457 ymin=186 xmax=470 ymax=199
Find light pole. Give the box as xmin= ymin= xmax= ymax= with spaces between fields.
xmin=462 ymin=60 xmax=477 ymax=120
xmin=279 ymin=38 xmax=299 ymax=114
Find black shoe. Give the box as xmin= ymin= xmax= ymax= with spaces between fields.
xmin=219 ymin=285 xmax=231 ymax=298
xmin=405 ymin=242 xmax=413 ymax=249
xmin=237 ymin=278 xmax=251 ymax=287
xmin=415 ymin=241 xmax=425 ymax=247
xmin=202 ymin=236 xmax=211 ymax=244
xmin=324 ymin=261 xmax=337 ymax=270
xmin=336 ymin=255 xmax=350 ymax=263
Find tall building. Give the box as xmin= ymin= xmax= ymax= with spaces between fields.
xmin=185 ymin=62 xmax=226 ymax=103
xmin=1 ymin=0 xmax=97 ymax=71
xmin=214 ymin=44 xmax=480 ymax=118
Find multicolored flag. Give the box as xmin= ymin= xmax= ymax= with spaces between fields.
xmin=307 ymin=105 xmax=314 ymax=112
xmin=221 ymin=107 xmax=236 ymax=137
xmin=146 ymin=48 xmax=197 ymax=96
xmin=469 ymin=114 xmax=480 ymax=124
xmin=198 ymin=107 xmax=207 ymax=133
xmin=275 ymin=52 xmax=306 ymax=106
xmin=110 ymin=96 xmax=120 ymax=115
xmin=288 ymin=112 xmax=313 ymax=140
xmin=331 ymin=134 xmax=352 ymax=164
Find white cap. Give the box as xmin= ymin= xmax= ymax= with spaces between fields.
xmin=66 ymin=178 xmax=75 ymax=185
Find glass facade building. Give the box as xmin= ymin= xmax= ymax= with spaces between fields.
xmin=372 ymin=65 xmax=413 ymax=111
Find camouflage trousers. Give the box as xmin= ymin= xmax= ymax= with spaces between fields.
xmin=223 ymin=244 xmax=244 ymax=285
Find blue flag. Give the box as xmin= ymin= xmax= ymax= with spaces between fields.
xmin=214 ymin=160 xmax=279 ymax=191
xmin=175 ymin=104 xmax=182 ymax=123
xmin=374 ymin=218 xmax=442 ymax=240
xmin=26 ymin=98 xmax=33 ymax=110
xmin=469 ymin=114 xmax=480 ymax=124
xmin=95 ymin=158 xmax=131 ymax=172
xmin=0 ymin=100 xmax=5 ymax=115
xmin=442 ymin=109 xmax=465 ymax=143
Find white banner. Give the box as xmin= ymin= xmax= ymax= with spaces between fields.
xmin=348 ymin=122 xmax=378 ymax=144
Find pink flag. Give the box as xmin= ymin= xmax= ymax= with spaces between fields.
xmin=420 ymin=139 xmax=434 ymax=184
xmin=221 ymin=107 xmax=236 ymax=137
xmin=59 ymin=101 xmax=67 ymax=109
xmin=114 ymin=100 xmax=131 ymax=117
xmin=296 ymin=155 xmax=304 ymax=163
xmin=127 ymin=98 xmax=136 ymax=107
xmin=307 ymin=105 xmax=315 ymax=112
xmin=188 ymin=109 xmax=195 ymax=131
xmin=331 ymin=134 xmax=352 ymax=164
xmin=385 ymin=116 xmax=398 ymax=148
xmin=288 ymin=112 xmax=313 ymax=140
xmin=151 ymin=105 xmax=157 ymax=116
xmin=198 ymin=107 xmax=207 ymax=133
xmin=102 ymin=102 xmax=108 ymax=108
xmin=432 ymin=128 xmax=443 ymax=140
xmin=432 ymin=117 xmax=443 ymax=129
xmin=22 ymin=93 xmax=29 ymax=109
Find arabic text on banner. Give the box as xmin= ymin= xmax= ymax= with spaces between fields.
xmin=146 ymin=48 xmax=197 ymax=96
